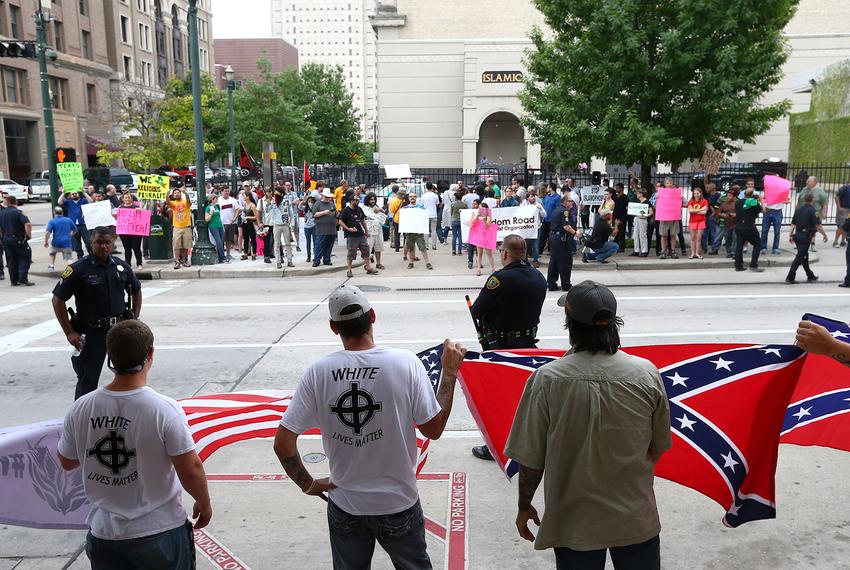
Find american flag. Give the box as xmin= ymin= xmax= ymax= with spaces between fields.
xmin=179 ymin=345 xmax=444 ymax=475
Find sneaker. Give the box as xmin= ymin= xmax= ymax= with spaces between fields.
xmin=296 ymin=246 xmax=301 ymax=252
xmin=833 ymin=242 xmax=842 ymax=248
xmin=660 ymin=252 xmax=668 ymax=260
xmin=761 ymin=249 xmax=767 ymax=255
xmin=408 ymin=262 xmax=414 ymax=269
xmin=468 ymin=261 xmax=473 ymax=269
xmin=426 ymin=263 xmax=433 ymax=270
xmin=224 ymin=258 xmax=231 ymax=264
xmin=735 ymin=267 xmax=746 ymax=272
xmin=532 ymin=261 xmax=540 ymax=268
xmin=548 ymin=285 xmax=559 ymax=292
xmin=671 ymin=250 xmax=679 ymax=259
xmin=173 ymin=262 xmax=181 ymax=270
xmin=582 ymin=252 xmax=588 ymax=263
xmin=772 ymin=249 xmax=781 ymax=255
xmin=452 ymin=252 xmax=457 ymax=256
xmin=21 ymin=281 xmax=35 ymax=287
xmin=182 ymin=261 xmax=191 ymax=268
xmin=264 ymin=258 xmax=272 ymax=264
xmin=785 ymin=278 xmax=796 ymax=285
xmin=251 ymin=255 xmax=256 ymax=261
xmin=276 ymin=262 xmax=283 ymax=269
xmin=807 ymin=275 xmax=819 ymax=283
xmin=839 ymin=283 xmax=850 ymax=288
xmin=639 ymin=253 xmax=648 ymax=257
xmin=748 ymin=267 xmax=764 ymax=272
xmin=136 ymin=265 xmax=143 ymax=270
xmin=287 ymin=261 xmax=294 ymax=268
xmin=241 ymin=255 xmax=248 ymax=260
xmin=708 ymin=251 xmax=719 ymax=256
xmin=47 ymin=264 xmax=54 ymax=270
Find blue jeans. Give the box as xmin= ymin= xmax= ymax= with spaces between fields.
xmin=328 ymin=499 xmax=431 ymax=570
xmin=86 ymin=521 xmax=195 ymax=570
xmin=525 ymin=238 xmax=539 ymax=262
xmin=304 ymin=226 xmax=315 ymax=259
xmin=313 ymin=233 xmax=333 ymax=265
xmin=209 ymin=226 xmax=225 ymax=261
xmin=451 ymin=220 xmax=463 ymax=253
xmin=703 ymin=217 xmax=719 ymax=252
xmin=760 ymin=209 xmax=782 ymax=251
xmin=587 ymin=240 xmax=619 ymax=261
xmin=554 ymin=534 xmax=660 ymax=570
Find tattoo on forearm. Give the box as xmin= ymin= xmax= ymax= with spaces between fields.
xmin=518 ymin=465 xmax=543 ymax=510
xmin=436 ymin=372 xmax=456 ymax=414
xmin=281 ymin=454 xmax=312 ymax=491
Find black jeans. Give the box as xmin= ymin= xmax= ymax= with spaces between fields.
xmin=119 ymin=235 xmax=143 ymax=267
xmin=242 ymin=222 xmax=256 ymax=256
xmin=538 ymin=221 xmax=551 ymax=254
xmin=86 ymin=520 xmax=195 ymax=570
xmin=327 ymin=499 xmax=431 ymax=570
xmin=614 ymin=217 xmax=627 ymax=250
xmin=554 ymin=534 xmax=660 ymax=570
xmin=787 ymin=232 xmax=815 ymax=281
xmin=547 ymin=235 xmax=573 ymax=289
xmin=72 ymin=327 xmax=108 ymax=399
xmin=844 ymin=239 xmax=850 ymax=286
xmin=263 ymin=231 xmax=274 ymax=260
xmin=735 ymin=226 xmax=761 ymax=270
xmin=2 ymin=237 xmax=31 ymax=284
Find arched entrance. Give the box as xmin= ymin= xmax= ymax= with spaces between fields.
xmin=476 ymin=112 xmax=524 ymax=167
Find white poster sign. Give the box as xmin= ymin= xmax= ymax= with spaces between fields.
xmin=627 ymin=202 xmax=650 ymax=217
xmin=580 ymin=186 xmax=605 ymax=206
xmin=384 ymin=164 xmax=412 ymax=180
xmin=459 ymin=205 xmax=540 ymax=242
xmin=398 ymin=207 xmax=430 ymax=234
xmin=81 ymin=200 xmax=116 ymax=228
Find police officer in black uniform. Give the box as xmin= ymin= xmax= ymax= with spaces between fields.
xmin=547 ymin=194 xmax=578 ymax=292
xmin=0 ymin=195 xmax=34 ymax=286
xmin=52 ymin=225 xmax=142 ymax=399
xmin=470 ymin=234 xmax=547 ymax=460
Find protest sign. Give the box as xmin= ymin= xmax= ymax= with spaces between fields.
xmin=136 ymin=174 xmax=169 ymax=200
xmin=763 ymin=175 xmax=792 ymax=205
xmin=384 ymin=164 xmax=412 ymax=179
xmin=81 ymin=200 xmax=115 ymax=228
xmin=580 ymin=186 xmax=605 ymax=206
xmin=460 ymin=205 xmax=539 ymax=242
xmin=655 ymin=187 xmax=683 ymax=221
xmin=116 ymin=208 xmax=151 ymax=236
xmin=699 ymin=149 xmax=724 ymax=176
xmin=398 ymin=207 xmax=430 ymax=234
xmin=468 ymin=218 xmax=498 ymax=249
xmin=56 ymin=162 xmax=83 ymax=193
xmin=628 ymin=202 xmax=650 ymax=217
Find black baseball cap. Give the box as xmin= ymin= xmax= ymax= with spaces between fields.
xmin=557 ymin=280 xmax=617 ymax=325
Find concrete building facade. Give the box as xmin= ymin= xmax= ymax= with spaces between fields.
xmin=270 ymin=0 xmax=377 ymax=138
xmin=212 ymin=38 xmax=298 ymax=89
xmin=371 ymin=0 xmax=850 ymax=170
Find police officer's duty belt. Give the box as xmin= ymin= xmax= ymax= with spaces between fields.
xmin=81 ymin=314 xmax=129 ymax=330
xmin=494 ymin=327 xmax=538 ymax=340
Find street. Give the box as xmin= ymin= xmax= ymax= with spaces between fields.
xmin=1 ymin=267 xmax=850 ymax=568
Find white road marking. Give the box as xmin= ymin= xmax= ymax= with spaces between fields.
xmin=0 ymin=286 xmax=175 ymax=357
xmin=11 ymin=328 xmax=796 ymax=354
xmin=0 ymin=293 xmax=54 ymax=315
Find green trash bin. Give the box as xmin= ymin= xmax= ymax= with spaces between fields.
xmin=148 ymin=214 xmax=172 ymax=260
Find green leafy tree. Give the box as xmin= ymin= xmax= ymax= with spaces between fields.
xmin=521 ymin=0 xmax=799 ymax=187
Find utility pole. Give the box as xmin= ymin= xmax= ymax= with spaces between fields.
xmin=35 ymin=2 xmax=59 ymax=209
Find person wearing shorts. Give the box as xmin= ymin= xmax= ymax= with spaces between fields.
xmin=687 ymin=188 xmax=709 ymax=259
xmin=217 ymin=188 xmax=241 ymax=259
xmin=339 ymin=195 xmax=378 ymax=278
xmin=402 ymin=194 xmax=433 ymax=270
xmin=658 ymin=178 xmax=683 ymax=259
xmin=166 ymin=188 xmax=194 ymax=269
xmin=44 ymin=207 xmax=76 ymax=270
xmin=362 ymin=192 xmax=386 ymax=269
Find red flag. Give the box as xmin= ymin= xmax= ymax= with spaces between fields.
xmin=303 ymin=160 xmax=311 ymax=186
xmin=239 ymin=142 xmax=258 ymax=171
xmin=457 ymin=344 xmax=807 ymax=527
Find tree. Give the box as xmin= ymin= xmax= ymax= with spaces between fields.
xmin=520 ymin=0 xmax=799 ymax=188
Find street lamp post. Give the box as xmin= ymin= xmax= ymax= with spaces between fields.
xmin=188 ymin=0 xmax=217 ymax=265
xmin=35 ymin=2 xmax=59 ymax=209
xmin=225 ymin=65 xmax=237 ymax=196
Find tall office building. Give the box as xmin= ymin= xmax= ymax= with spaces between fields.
xmin=270 ymin=0 xmax=377 ymax=138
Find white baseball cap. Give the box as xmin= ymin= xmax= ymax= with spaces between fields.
xmin=321 ymin=188 xmax=334 ymax=198
xmin=328 ymin=285 xmax=372 ymax=322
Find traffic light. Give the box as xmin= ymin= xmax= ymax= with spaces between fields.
xmin=0 ymin=41 xmax=37 ymax=59
xmin=55 ymin=147 xmax=76 ymax=163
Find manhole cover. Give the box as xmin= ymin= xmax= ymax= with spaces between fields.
xmin=350 ymin=284 xmax=391 ymax=292
xmin=303 ymin=452 xmax=327 ymax=464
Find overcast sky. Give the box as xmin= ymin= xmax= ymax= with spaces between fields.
xmin=211 ymin=0 xmax=271 ymax=39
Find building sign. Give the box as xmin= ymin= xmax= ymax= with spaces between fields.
xmin=481 ymin=71 xmax=524 ymax=84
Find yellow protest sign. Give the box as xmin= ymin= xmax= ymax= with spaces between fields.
xmin=137 ymin=174 xmax=169 ymax=200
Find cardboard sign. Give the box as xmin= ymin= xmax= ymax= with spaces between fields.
xmin=137 ymin=174 xmax=169 ymax=200
xmin=654 ymin=187 xmax=683 ymax=221
xmin=699 ymin=149 xmax=724 ymax=176
xmin=763 ymin=175 xmax=792 ymax=205
xmin=56 ymin=162 xmax=84 ymax=193
xmin=116 ymin=208 xmax=151 ymax=236
xmin=580 ymin=186 xmax=605 ymax=206
xmin=398 ymin=207 xmax=430 ymax=234
xmin=81 ymin=200 xmax=116 ymax=228
xmin=384 ymin=164 xmax=412 ymax=180
xmin=468 ymin=218 xmax=498 ymax=249
xmin=628 ymin=202 xmax=650 ymax=217
xmin=460 ymin=206 xmax=539 ymax=242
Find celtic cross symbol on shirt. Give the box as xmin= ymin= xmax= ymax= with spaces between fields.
xmin=87 ymin=430 xmax=137 ymax=475
xmin=330 ymin=382 xmax=383 ymax=435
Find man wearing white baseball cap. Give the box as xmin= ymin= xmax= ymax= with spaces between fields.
xmin=505 ymin=280 xmax=671 ymax=569
xmin=275 ymin=285 xmax=466 ymax=569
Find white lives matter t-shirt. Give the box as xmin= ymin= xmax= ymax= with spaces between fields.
xmin=282 ymin=346 xmax=440 ymax=516
xmin=57 ymin=386 xmax=196 ymax=540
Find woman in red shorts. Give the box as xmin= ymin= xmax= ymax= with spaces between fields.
xmin=688 ymin=188 xmax=709 ymax=259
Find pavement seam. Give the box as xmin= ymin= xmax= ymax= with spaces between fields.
xmin=60 ymin=543 xmax=86 ymax=570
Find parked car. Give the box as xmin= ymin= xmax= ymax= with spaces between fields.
xmin=28 ymin=178 xmax=51 ymax=201
xmin=83 ymin=167 xmax=134 ymax=193
xmin=0 ymin=179 xmax=28 ymax=202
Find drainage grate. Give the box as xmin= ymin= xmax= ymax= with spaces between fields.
xmin=396 ymin=286 xmax=480 ymax=292
xmin=350 ymin=284 xmax=392 ymax=292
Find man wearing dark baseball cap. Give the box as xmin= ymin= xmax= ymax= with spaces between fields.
xmin=505 ymin=280 xmax=671 ymax=568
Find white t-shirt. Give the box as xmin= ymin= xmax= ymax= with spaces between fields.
xmin=218 ymin=196 xmax=240 ymax=225
xmin=462 ymin=193 xmax=481 ymax=208
xmin=483 ymin=197 xmax=498 ymax=209
xmin=281 ymin=346 xmax=440 ymax=516
xmin=57 ymin=386 xmax=196 ymax=540
xmin=420 ymin=191 xmax=439 ymax=219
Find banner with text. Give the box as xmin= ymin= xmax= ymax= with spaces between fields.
xmin=116 ymin=208 xmax=152 ymax=236
xmin=580 ymin=186 xmax=605 ymax=206
xmin=655 ymin=187 xmax=683 ymax=221
xmin=136 ymin=175 xmax=169 ymax=201
xmin=81 ymin=201 xmax=115 ymax=228
xmin=460 ymin=205 xmax=540 ymax=242
xmin=763 ymin=175 xmax=792 ymax=205
xmin=56 ymin=162 xmax=84 ymax=193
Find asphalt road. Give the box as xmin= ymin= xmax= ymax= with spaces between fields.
xmin=1 ymin=272 xmax=850 ymax=568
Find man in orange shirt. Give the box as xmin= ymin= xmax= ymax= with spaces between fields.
xmin=166 ymin=188 xmax=193 ymax=269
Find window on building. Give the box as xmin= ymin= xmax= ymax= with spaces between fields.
xmin=86 ymin=83 xmax=96 ymax=113
xmin=123 ymin=55 xmax=132 ymax=80
xmin=48 ymin=76 xmax=69 ymax=110
xmin=9 ymin=4 xmax=20 ymax=39
xmin=79 ymin=0 xmax=87 ymax=15
xmin=53 ymin=20 xmax=64 ymax=51
xmin=199 ymin=48 xmax=208 ymax=72
xmin=1 ymin=66 xmax=26 ymax=104
xmin=137 ymin=0 xmax=147 ymax=12
xmin=82 ymin=31 xmax=91 ymax=59
xmin=139 ymin=23 xmax=151 ymax=51
xmin=120 ymin=16 xmax=130 ymax=43
xmin=141 ymin=61 xmax=153 ymax=86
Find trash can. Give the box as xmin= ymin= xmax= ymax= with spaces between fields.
xmin=148 ymin=214 xmax=172 ymax=260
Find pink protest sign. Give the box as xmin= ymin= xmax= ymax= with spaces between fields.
xmin=468 ymin=218 xmax=498 ymax=250
xmin=763 ymin=175 xmax=792 ymax=205
xmin=116 ymin=208 xmax=152 ymax=236
xmin=654 ymin=187 xmax=683 ymax=221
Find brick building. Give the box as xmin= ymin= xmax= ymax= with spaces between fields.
xmin=213 ymin=38 xmax=298 ymax=88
